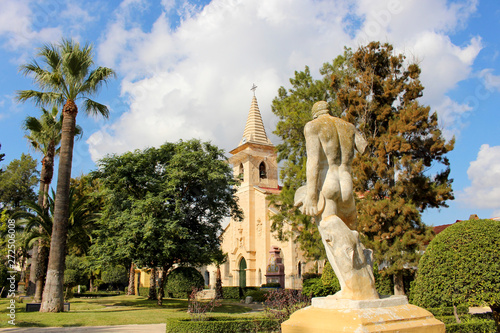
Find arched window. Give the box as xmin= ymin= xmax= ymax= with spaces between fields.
xmin=238 ymin=163 xmax=244 ymax=180
xmin=297 ymin=261 xmax=302 ymax=279
xmin=259 ymin=162 xmax=267 ymax=179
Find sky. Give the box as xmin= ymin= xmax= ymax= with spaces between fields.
xmin=0 ymin=0 xmax=499 ymax=226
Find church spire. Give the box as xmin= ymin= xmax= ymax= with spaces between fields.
xmin=239 ymin=85 xmax=272 ymax=146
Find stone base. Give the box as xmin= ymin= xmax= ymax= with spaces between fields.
xmin=281 ymin=296 xmax=445 ymax=333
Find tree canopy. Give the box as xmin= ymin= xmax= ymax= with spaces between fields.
xmin=270 ymin=42 xmax=454 ymax=294
xmin=0 ymin=153 xmax=39 ymax=210
xmin=91 ymin=139 xmax=242 ymax=304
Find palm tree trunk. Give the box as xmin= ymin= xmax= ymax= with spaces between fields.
xmin=127 ymin=262 xmax=135 ymax=295
xmin=40 ymin=100 xmax=77 ymax=312
xmin=27 ymin=176 xmax=46 ymax=296
xmin=34 ymin=244 xmax=49 ymax=302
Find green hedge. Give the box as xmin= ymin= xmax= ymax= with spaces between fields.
xmin=244 ymin=289 xmax=268 ymax=302
xmin=426 ymin=305 xmax=469 ymax=317
xmin=167 ymin=316 xmax=279 ymax=332
xmin=444 ymin=320 xmax=496 ymax=333
xmin=222 ymin=287 xmax=241 ymax=299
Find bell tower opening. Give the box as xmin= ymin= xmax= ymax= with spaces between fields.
xmin=259 ymin=161 xmax=267 ymax=179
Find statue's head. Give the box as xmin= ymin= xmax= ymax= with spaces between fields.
xmin=312 ymin=101 xmax=330 ymax=118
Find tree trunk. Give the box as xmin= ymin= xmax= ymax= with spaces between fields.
xmin=156 ymin=267 xmax=165 ymax=306
xmin=215 ymin=266 xmax=223 ymax=299
xmin=490 ymin=304 xmax=499 ymax=333
xmin=27 ymin=171 xmax=48 ymax=296
xmin=156 ymin=265 xmax=171 ymax=306
xmin=127 ymin=262 xmax=135 ymax=296
xmin=148 ymin=267 xmax=157 ymax=300
xmin=33 ymin=244 xmax=49 ymax=302
xmin=393 ymin=272 xmax=405 ymax=296
xmin=40 ymin=100 xmax=77 ymax=312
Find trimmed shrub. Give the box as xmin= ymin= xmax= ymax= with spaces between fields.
xmin=244 ymin=289 xmax=268 ymax=302
xmin=166 ymin=267 xmax=204 ymax=299
xmin=167 ymin=316 xmax=279 ymax=333
xmin=321 ymin=262 xmax=340 ymax=291
xmin=411 ymin=219 xmax=500 ymax=309
xmin=426 ymin=305 xmax=469 ymax=317
xmin=261 ymin=282 xmax=281 ymax=288
xmin=411 ymin=219 xmax=500 ymax=330
xmin=302 ymin=272 xmax=320 ymax=281
xmin=221 ymin=286 xmax=241 ymax=299
xmin=445 ymin=320 xmax=496 ymax=333
xmin=101 ymin=264 xmax=128 ymax=290
xmin=373 ymin=263 xmax=393 ymax=296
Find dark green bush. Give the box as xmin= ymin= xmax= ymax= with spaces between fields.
xmin=373 ymin=263 xmax=393 ymax=296
xmin=261 ymin=282 xmax=281 ymax=288
xmin=321 ymin=262 xmax=340 ymax=291
xmin=302 ymin=272 xmax=320 ymax=281
xmin=302 ymin=277 xmax=329 ymax=297
xmin=166 ymin=267 xmax=204 ymax=298
xmin=221 ymin=287 xmax=241 ymax=299
xmin=411 ymin=219 xmax=500 ymax=310
xmin=101 ymin=264 xmax=128 ymax=290
xmin=167 ymin=316 xmax=279 ymax=332
xmin=426 ymin=305 xmax=469 ymax=317
xmin=444 ymin=319 xmax=496 ymax=333
xmin=244 ymin=289 xmax=268 ymax=302
xmin=302 ymin=262 xmax=341 ymax=297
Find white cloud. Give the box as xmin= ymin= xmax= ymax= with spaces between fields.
xmin=479 ymin=68 xmax=500 ymax=93
xmin=88 ymin=0 xmax=482 ymax=161
xmin=0 ymin=0 xmax=63 ymax=50
xmin=458 ymin=144 xmax=500 ymax=214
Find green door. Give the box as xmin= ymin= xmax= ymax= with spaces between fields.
xmin=239 ymin=258 xmax=247 ymax=288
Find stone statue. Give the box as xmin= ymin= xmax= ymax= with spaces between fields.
xmin=295 ymin=101 xmax=379 ymax=300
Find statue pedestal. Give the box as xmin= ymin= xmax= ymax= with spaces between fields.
xmin=281 ymin=295 xmax=445 ymax=333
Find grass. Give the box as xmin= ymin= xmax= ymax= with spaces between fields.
xmin=0 ymin=295 xmax=257 ymax=328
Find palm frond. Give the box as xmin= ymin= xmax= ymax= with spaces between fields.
xmin=83 ymin=99 xmax=110 ymax=118
xmin=23 ymin=116 xmax=43 ymax=133
xmin=16 ymin=90 xmax=64 ymax=107
xmin=81 ymin=67 xmax=116 ymax=95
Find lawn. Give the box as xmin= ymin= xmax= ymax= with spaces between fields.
xmin=0 ymin=295 xmax=257 ymax=328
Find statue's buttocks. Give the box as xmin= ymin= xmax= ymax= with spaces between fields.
xmin=295 ymin=101 xmax=378 ymax=300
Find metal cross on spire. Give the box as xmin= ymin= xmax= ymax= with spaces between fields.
xmin=251 ymin=83 xmax=258 ymax=96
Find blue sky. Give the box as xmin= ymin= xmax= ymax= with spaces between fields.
xmin=0 ymin=0 xmax=499 ymax=226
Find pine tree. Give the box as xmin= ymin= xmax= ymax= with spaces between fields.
xmin=271 ymin=42 xmax=454 ymax=295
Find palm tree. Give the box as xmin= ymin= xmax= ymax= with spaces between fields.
xmin=17 ymin=39 xmax=115 ymax=312
xmin=23 ymin=106 xmax=82 ymax=300
xmin=15 ymin=188 xmax=98 ymax=301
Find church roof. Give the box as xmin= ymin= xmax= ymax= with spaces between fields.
xmin=238 ymin=95 xmax=273 ymax=146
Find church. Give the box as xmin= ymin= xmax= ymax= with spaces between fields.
xmin=135 ymin=92 xmax=317 ymax=292
xmin=202 ymin=92 xmax=315 ymax=289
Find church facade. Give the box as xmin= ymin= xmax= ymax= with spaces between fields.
xmin=203 ymin=94 xmax=315 ymax=289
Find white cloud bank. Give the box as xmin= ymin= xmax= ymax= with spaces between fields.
xmin=87 ymin=0 xmax=482 ymax=161
xmin=459 ymin=144 xmax=500 ymax=218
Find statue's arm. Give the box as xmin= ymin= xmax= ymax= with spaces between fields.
xmin=303 ymin=122 xmax=321 ymax=216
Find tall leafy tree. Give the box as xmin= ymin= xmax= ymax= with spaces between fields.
xmin=0 ymin=153 xmax=39 ymax=210
xmin=91 ymin=139 xmax=242 ymax=305
xmin=17 ymin=39 xmax=115 ymax=312
xmin=271 ymin=42 xmax=453 ymax=295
